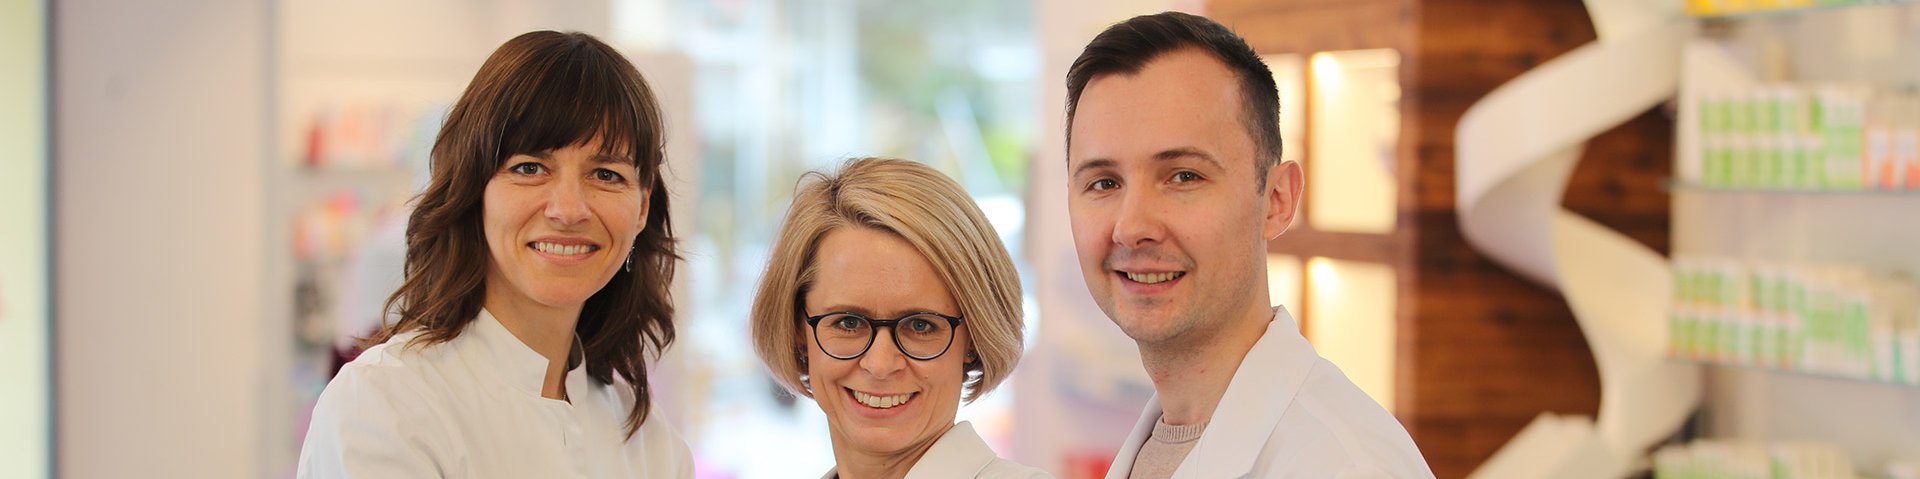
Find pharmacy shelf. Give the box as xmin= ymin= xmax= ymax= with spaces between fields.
xmin=1671 ymin=356 xmax=1920 ymax=389
xmin=1667 ymin=180 xmax=1920 ymax=196
xmin=1688 ymin=0 xmax=1914 ymax=19
xmin=1673 ymin=0 xmax=1920 ymax=469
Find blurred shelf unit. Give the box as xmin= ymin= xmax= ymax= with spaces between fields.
xmin=295 ymin=102 xmax=442 ymax=172
xmin=286 ymin=102 xmax=440 ymax=351
xmin=1672 ymin=0 xmax=1920 ymax=470
xmin=1688 ymin=0 xmax=1914 ymax=18
xmin=1667 ymin=256 xmax=1920 ymax=386
xmin=288 ymin=103 xmax=440 ymax=261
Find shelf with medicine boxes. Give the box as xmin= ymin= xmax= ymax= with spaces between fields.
xmin=1672 ymin=0 xmax=1920 ymax=470
xmin=1684 ymin=81 xmax=1919 ymax=192
xmin=1666 ymin=256 xmax=1920 ymax=387
xmin=1652 ymin=439 xmax=1920 ymax=479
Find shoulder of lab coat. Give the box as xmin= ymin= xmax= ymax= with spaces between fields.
xmin=906 ymin=421 xmax=1053 ymax=479
xmin=298 ymin=334 xmax=460 ymax=478
xmin=1107 ymin=308 xmax=1434 ymax=479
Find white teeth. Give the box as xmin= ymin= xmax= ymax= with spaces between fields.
xmin=532 ymin=242 xmax=596 ymax=256
xmin=851 ymin=390 xmax=915 ymax=409
xmin=1125 ymin=272 xmax=1183 ymax=284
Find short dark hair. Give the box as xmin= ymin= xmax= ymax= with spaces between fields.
xmin=1065 ymin=11 xmax=1283 ymax=188
xmin=368 ymin=30 xmax=678 ymax=439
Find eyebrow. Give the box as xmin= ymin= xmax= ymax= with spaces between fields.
xmin=810 ymin=304 xmax=953 ymax=318
xmin=520 ymin=150 xmax=632 ymax=166
xmin=1071 ymin=147 xmax=1224 ymax=177
xmin=1071 ymin=158 xmax=1117 ymax=178
xmin=1152 ymin=147 xmax=1225 ymax=171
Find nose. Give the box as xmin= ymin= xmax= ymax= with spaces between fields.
xmin=857 ymin=328 xmax=908 ymax=379
xmin=1110 ymin=186 xmax=1167 ymax=248
xmin=544 ymin=176 xmax=592 ymax=227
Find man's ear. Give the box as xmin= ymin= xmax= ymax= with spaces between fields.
xmin=1264 ymin=160 xmax=1303 ymax=240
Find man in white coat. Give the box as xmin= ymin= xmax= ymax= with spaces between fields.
xmin=1062 ymin=11 xmax=1435 ymax=479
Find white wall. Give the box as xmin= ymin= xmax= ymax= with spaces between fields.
xmin=55 ymin=1 xmax=273 ymax=477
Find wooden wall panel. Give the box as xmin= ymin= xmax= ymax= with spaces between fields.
xmin=1565 ymin=109 xmax=1675 ymax=256
xmin=1210 ymin=0 xmax=1413 ymax=53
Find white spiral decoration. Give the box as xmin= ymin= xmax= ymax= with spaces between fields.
xmin=1461 ymin=1 xmax=1702 ymax=477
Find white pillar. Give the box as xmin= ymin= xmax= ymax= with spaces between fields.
xmin=55 ymin=1 xmax=273 ymax=477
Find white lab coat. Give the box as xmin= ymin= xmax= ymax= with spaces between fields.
xmin=297 ymin=309 xmax=693 ymax=478
xmin=819 ymin=421 xmax=1052 ymax=479
xmin=1106 ymin=308 xmax=1434 ymax=479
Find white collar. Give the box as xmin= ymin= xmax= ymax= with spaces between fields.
xmin=1114 ymin=307 xmax=1318 ymax=478
xmin=822 ymin=421 xmax=998 ymax=479
xmin=463 ymin=308 xmax=587 ymax=399
xmin=905 ymin=421 xmax=998 ymax=478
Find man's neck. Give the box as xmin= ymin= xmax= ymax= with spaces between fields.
xmin=1138 ymin=304 xmax=1275 ymax=426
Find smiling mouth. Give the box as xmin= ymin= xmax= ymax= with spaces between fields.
xmin=1121 ymin=271 xmax=1185 ymax=284
xmin=848 ymin=388 xmax=917 ymax=409
xmin=529 ymin=241 xmax=600 ymax=256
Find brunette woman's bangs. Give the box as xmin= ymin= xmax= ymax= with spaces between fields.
xmin=493 ymin=39 xmax=658 ymax=177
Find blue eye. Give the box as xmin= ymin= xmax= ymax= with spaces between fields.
xmin=907 ymin=318 xmax=935 ymax=333
xmin=832 ymin=315 xmax=865 ymax=331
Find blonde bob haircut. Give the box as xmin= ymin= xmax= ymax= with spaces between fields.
xmin=751 ymin=157 xmax=1023 ymax=403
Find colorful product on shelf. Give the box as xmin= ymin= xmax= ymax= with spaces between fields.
xmin=1687 ymin=0 xmax=1914 ymax=17
xmin=1668 ymin=257 xmax=1920 ymax=385
xmin=1692 ymin=84 xmax=1920 ymax=191
xmin=300 ymin=102 xmax=444 ymax=172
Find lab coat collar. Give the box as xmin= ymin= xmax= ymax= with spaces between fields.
xmin=820 ymin=421 xmax=998 ymax=479
xmin=465 ymin=308 xmax=586 ymax=399
xmin=1108 ymin=307 xmax=1316 ymax=479
xmin=905 ymin=421 xmax=997 ymax=479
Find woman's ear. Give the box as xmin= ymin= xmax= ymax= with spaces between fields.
xmin=796 ymin=349 xmax=813 ymax=393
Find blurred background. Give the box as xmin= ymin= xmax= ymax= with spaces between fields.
xmin=3 ymin=0 xmax=1920 ymax=478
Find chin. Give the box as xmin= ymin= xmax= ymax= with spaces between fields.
xmin=844 ymin=426 xmax=926 ymax=455
xmin=527 ymin=284 xmax=602 ymax=308
xmin=1115 ymin=310 xmax=1187 ymax=344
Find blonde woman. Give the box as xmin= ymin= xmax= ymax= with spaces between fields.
xmin=751 ymin=158 xmax=1049 ymax=479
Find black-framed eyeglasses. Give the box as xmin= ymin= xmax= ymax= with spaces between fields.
xmin=804 ymin=311 xmax=965 ymax=361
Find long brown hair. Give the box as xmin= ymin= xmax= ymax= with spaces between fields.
xmin=367 ymin=30 xmax=678 ymax=438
